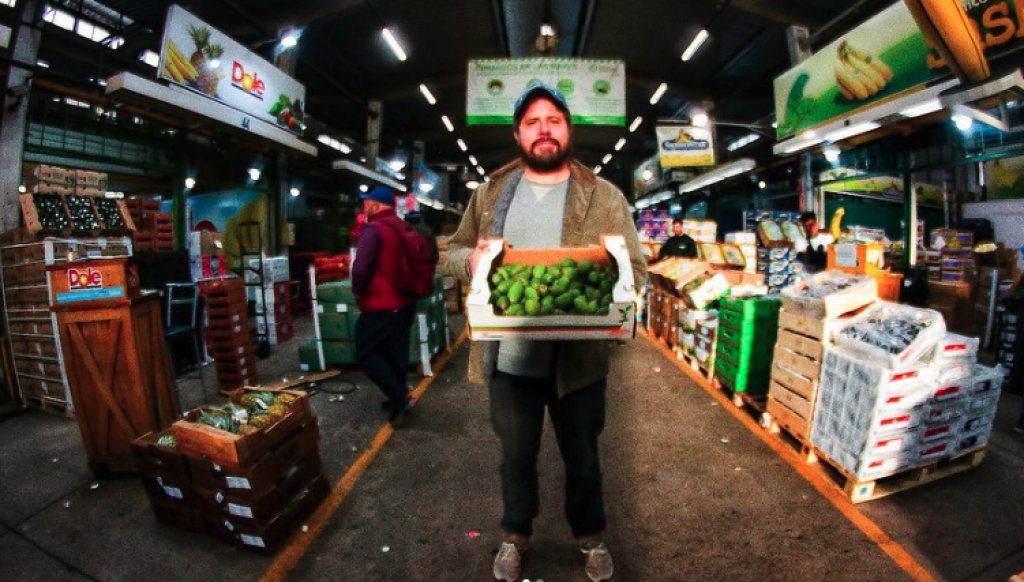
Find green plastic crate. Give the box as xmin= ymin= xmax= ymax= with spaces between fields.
xmin=718 ymin=308 xmax=778 ymax=332
xmin=715 ymin=340 xmax=775 ymax=377
xmin=719 ymin=295 xmax=781 ymax=320
xmin=298 ymin=339 xmax=357 ymax=369
xmin=317 ymin=310 xmax=359 ymax=340
xmin=717 ymin=323 xmax=777 ymax=350
xmin=316 ymin=281 xmax=358 ymax=304
xmin=715 ymin=356 xmax=770 ymax=394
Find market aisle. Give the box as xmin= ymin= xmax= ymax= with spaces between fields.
xmin=283 ymin=335 xmax=911 ymax=582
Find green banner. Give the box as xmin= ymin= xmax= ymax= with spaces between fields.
xmin=774 ymin=0 xmax=1024 ymax=140
xmin=466 ymin=59 xmax=626 ymax=126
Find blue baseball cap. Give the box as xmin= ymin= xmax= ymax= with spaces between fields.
xmin=361 ymin=185 xmax=396 ymax=206
xmin=513 ymin=81 xmax=571 ymax=125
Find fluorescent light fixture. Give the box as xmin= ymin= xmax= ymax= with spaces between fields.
xmin=289 ymin=187 xmax=301 ymax=197
xmin=280 ymin=32 xmax=299 ymax=48
xmin=629 ymin=116 xmax=643 ymax=132
xmin=953 ymin=114 xmax=973 ymax=131
xmin=184 ymin=177 xmax=196 ymax=190
xmin=758 ymin=180 xmax=766 ymax=189
xmin=540 ymin=23 xmax=555 ymax=37
xmin=18 ymin=185 xmax=26 ymax=193
xmin=457 ymin=139 xmax=468 ymax=152
xmin=389 ymin=159 xmax=406 ymax=172
xmin=679 ymin=158 xmax=756 ymax=193
xmin=476 ymin=166 xmax=485 ymax=176
xmin=602 ymin=153 xmax=612 ymax=164
xmin=681 ymin=29 xmax=709 ymax=61
xmin=248 ymin=168 xmax=261 ymax=181
xmin=614 ymin=138 xmax=626 ymax=151
xmin=465 ymin=180 xmax=480 ymax=189
xmin=36 ymin=59 xmax=49 ymax=68
xmin=381 ymin=28 xmax=407 ymax=61
xmin=318 ymin=134 xmax=332 ymax=145
xmin=823 ymin=145 xmax=841 ymax=163
xmin=441 ymin=115 xmax=454 ymax=132
xmin=359 ymin=184 xmax=369 ymax=192
xmin=899 ymin=99 xmax=943 ymax=118
xmin=419 ymin=83 xmax=436 ymax=105
xmin=594 ymin=165 xmax=602 ymax=174
xmin=727 ymin=133 xmax=760 ymax=152
xmin=771 ymin=120 xmax=778 ymax=129
xmin=337 ymin=141 xmax=352 ymax=154
xmin=649 ymin=83 xmax=667 ymax=105
xmin=483 ymin=176 xmax=490 ymax=183
xmin=780 ymin=131 xmax=823 ymax=155
xmin=419 ymin=182 xmax=434 ymax=193
xmin=691 ymin=112 xmax=709 ymax=128
xmin=468 ymin=155 xmax=478 ymax=165
xmin=395 ymin=172 xmax=406 ymax=181
xmin=823 ymin=121 xmax=880 ymax=143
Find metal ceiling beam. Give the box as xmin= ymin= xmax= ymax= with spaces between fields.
xmin=491 ymin=0 xmax=510 ymax=57
xmin=573 ymin=0 xmax=596 ymax=56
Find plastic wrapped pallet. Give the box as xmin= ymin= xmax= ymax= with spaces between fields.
xmin=781 ymin=270 xmax=877 ymax=320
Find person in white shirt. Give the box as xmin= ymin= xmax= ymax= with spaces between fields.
xmin=797 ymin=212 xmax=834 ymax=273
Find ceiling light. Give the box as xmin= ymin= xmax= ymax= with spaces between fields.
xmin=614 ymin=138 xmax=626 ymax=151
xmin=318 ymin=134 xmax=332 ymax=145
xmin=758 ymin=180 xmax=766 ymax=189
xmin=678 ymin=158 xmax=756 ymax=193
xmin=289 ymin=187 xmax=301 ymax=197
xmin=649 ymin=83 xmax=667 ymax=105
xmin=540 ymin=23 xmax=555 ymax=38
xmin=337 ymin=141 xmax=352 ymax=154
xmin=824 ymin=122 xmax=880 ymax=143
xmin=953 ymin=114 xmax=974 ymax=131
xmin=389 ymin=159 xmax=406 ymax=172
xmin=691 ymin=112 xmax=709 ymax=127
xmin=727 ymin=133 xmax=761 ymax=152
xmin=594 ymin=165 xmax=602 ymax=174
xmin=381 ymin=28 xmax=407 ymax=62
xmin=184 ymin=177 xmax=196 ymax=190
xmin=465 ymin=180 xmax=480 ymax=189
xmin=359 ymin=184 xmax=369 ymax=192
xmin=395 ymin=172 xmax=406 ymax=181
xmin=642 ymin=168 xmax=653 ymax=181
xmin=419 ymin=84 xmax=437 ymax=105
xmin=18 ymin=185 xmax=26 ymax=193
xmin=771 ymin=120 xmax=778 ymax=129
xmin=419 ymin=182 xmax=434 ymax=193
xmin=484 ymin=176 xmax=490 ymax=182
xmin=457 ymin=139 xmax=468 ymax=152
xmin=602 ymin=153 xmax=612 ymax=164
xmin=476 ymin=166 xmax=485 ymax=175
xmin=36 ymin=59 xmax=49 ymax=68
xmin=248 ymin=168 xmax=261 ymax=181
xmin=140 ymin=49 xmax=159 ymax=67
xmin=629 ymin=116 xmax=643 ymax=133
xmin=899 ymin=99 xmax=943 ymax=118
xmin=468 ymin=155 xmax=478 ymax=165
xmin=441 ymin=115 xmax=454 ymax=132
xmin=823 ymin=145 xmax=841 ymax=163
xmin=681 ymin=29 xmax=709 ymax=62
xmin=280 ymin=33 xmax=299 ymax=48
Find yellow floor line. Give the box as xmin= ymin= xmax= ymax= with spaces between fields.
xmin=642 ymin=330 xmax=936 ymax=582
xmin=260 ymin=331 xmax=468 ymax=582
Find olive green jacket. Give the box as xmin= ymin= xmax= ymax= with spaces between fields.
xmin=440 ymin=158 xmax=647 ymax=397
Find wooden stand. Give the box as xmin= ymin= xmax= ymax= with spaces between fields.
xmin=50 ymin=259 xmax=179 ymax=475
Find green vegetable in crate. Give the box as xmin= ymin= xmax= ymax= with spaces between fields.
xmin=508 ymin=282 xmax=525 ymax=304
xmin=488 ymin=259 xmax=618 ymax=316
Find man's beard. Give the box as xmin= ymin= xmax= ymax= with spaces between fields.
xmin=520 ymin=138 xmax=571 ymax=172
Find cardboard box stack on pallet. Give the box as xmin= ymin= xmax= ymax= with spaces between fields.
xmin=133 ymin=388 xmax=327 ymax=553
xmin=812 ymin=302 xmax=1001 ymax=498
xmin=202 ymin=278 xmax=258 ymax=392
xmin=0 ymin=238 xmax=133 ymax=415
xmin=714 ymin=296 xmax=781 ymax=399
xmin=246 ymin=256 xmax=293 ymax=346
xmin=126 ymin=198 xmax=172 ymax=251
xmin=20 ymin=166 xmax=133 ymax=238
xmin=767 ymin=271 xmax=878 ymax=444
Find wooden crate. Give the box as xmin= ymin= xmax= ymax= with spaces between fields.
xmin=171 ymin=389 xmax=311 ymax=470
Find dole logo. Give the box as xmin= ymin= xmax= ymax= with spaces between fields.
xmin=68 ymin=267 xmax=102 ymax=290
xmin=231 ymin=61 xmax=265 ymax=100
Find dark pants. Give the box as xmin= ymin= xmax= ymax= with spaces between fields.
xmin=356 ymin=305 xmax=415 ymax=410
xmin=489 ymin=371 xmax=607 ymax=539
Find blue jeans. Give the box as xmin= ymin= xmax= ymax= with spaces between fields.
xmin=489 ymin=371 xmax=607 ymax=539
xmin=356 ymin=305 xmax=415 ymax=410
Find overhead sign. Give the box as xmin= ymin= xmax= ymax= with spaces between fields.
xmin=773 ymin=0 xmax=1024 ymax=140
xmin=655 ymin=125 xmax=715 ymax=168
xmin=632 ymin=155 xmax=661 ymax=196
xmin=158 ymin=5 xmax=307 ymax=134
xmin=466 ymin=59 xmax=626 ymax=125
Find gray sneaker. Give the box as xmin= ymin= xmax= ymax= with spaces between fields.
xmin=493 ymin=542 xmax=523 ymax=581
xmin=581 ymin=542 xmax=614 ymax=581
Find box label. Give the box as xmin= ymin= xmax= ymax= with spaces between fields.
xmin=225 ymin=476 xmax=251 ymax=490
xmin=228 ymin=503 xmax=254 ymax=518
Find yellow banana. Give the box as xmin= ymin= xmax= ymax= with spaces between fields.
xmin=166 ymin=42 xmax=197 ymax=81
xmin=163 ymin=60 xmax=184 ymax=84
xmin=848 ymin=53 xmax=886 ymax=92
xmin=830 ymin=207 xmax=845 ymax=240
xmin=835 ymin=64 xmax=870 ymax=100
xmin=848 ymin=45 xmax=893 ymax=81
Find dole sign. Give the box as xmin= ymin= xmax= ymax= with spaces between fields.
xmin=68 ymin=267 xmax=103 ymax=290
xmin=231 ymin=61 xmax=266 ymax=100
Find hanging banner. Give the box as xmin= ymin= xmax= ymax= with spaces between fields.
xmin=466 ymin=59 xmax=625 ymax=125
xmin=158 ymin=5 xmax=307 ymax=134
xmin=655 ymin=125 xmax=715 ymax=168
xmin=774 ymin=0 xmax=1024 ymax=140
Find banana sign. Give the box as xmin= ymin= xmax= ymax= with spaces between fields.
xmin=773 ymin=0 xmax=1021 ymax=140
xmin=655 ymin=125 xmax=715 ymax=168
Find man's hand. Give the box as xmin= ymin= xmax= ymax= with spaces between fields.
xmin=467 ymin=239 xmax=490 ymax=275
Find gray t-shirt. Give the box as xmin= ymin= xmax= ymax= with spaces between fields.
xmin=496 ymin=177 xmax=568 ymax=378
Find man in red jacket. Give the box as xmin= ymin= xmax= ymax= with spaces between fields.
xmin=351 ymin=186 xmax=416 ymax=426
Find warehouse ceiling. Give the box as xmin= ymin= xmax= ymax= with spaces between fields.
xmin=9 ymin=0 xmax=901 ymax=197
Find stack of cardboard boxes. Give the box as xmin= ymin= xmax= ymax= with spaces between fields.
xmin=201 ymin=278 xmax=258 ymax=392
xmin=188 ymin=231 xmax=228 ymax=281
xmin=126 ymin=199 xmax=172 ymax=251
xmin=246 ymin=256 xmax=293 ymax=345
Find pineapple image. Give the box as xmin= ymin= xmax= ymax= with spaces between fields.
xmin=196 ymin=43 xmax=224 ymax=96
xmin=188 ymin=25 xmax=211 ymax=68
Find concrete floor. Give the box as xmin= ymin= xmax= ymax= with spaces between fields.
xmin=0 ymin=314 xmax=1022 ymax=581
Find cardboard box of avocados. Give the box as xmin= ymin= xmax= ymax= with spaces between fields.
xmin=466 ymin=235 xmax=639 ymax=341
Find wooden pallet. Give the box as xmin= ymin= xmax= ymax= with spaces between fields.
xmin=711 ymin=375 xmax=768 ymax=413
xmin=676 ymin=349 xmax=714 ymax=382
xmin=811 ymin=444 xmax=987 ymax=504
xmin=764 ymin=398 xmax=817 ymax=463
